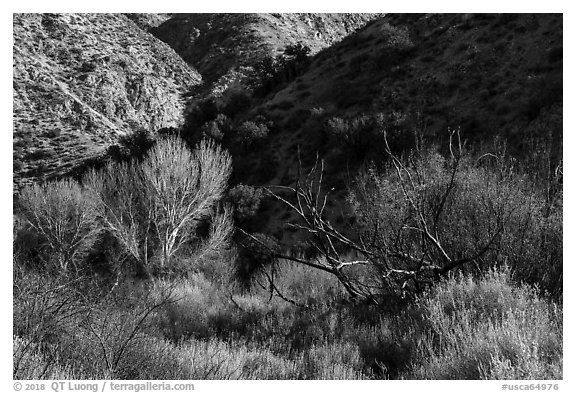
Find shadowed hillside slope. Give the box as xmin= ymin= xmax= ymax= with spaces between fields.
xmin=226 ymin=14 xmax=562 ymax=239
xmin=13 ymin=13 xmax=202 ymax=190
xmin=125 ymin=13 xmax=172 ymax=31
xmin=259 ymin=14 xmax=562 ymax=145
xmin=152 ymin=13 xmax=382 ymax=86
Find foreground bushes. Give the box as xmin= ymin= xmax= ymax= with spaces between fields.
xmin=13 ymin=130 xmax=562 ymax=379
xmin=255 ymin=136 xmax=561 ymax=306
xmin=403 ymin=269 xmax=562 ymax=379
xmin=13 ymin=264 xmax=561 ymax=379
xmin=349 ymin=148 xmax=562 ymax=298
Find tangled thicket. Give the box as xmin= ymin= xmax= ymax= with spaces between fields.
xmin=239 ymin=133 xmax=562 ymax=306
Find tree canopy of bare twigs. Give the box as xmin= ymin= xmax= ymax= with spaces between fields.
xmin=84 ymin=136 xmax=233 ymax=276
xmin=18 ymin=179 xmax=102 ymax=274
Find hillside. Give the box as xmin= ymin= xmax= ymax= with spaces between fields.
xmin=13 ymin=13 xmax=201 ymax=190
xmin=124 ymin=13 xmax=172 ymax=31
xmin=259 ymin=14 xmax=562 ymax=143
xmin=222 ymin=14 xmax=562 ymax=239
xmin=12 ymin=13 xmax=563 ymax=233
xmin=151 ymin=13 xmax=381 ymax=88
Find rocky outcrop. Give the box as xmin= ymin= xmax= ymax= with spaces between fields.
xmin=13 ymin=13 xmax=201 ymax=189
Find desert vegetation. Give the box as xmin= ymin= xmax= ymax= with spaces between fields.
xmin=13 ymin=13 xmax=562 ymax=381
xmin=13 ymin=126 xmax=562 ymax=380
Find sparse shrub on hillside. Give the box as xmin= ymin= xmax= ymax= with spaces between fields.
xmin=374 ymin=22 xmax=414 ymax=69
xmin=220 ymin=89 xmax=252 ymax=118
xmin=200 ymin=119 xmax=225 ymax=141
xmin=181 ymin=98 xmax=220 ymax=144
xmin=17 ymin=179 xmax=101 ymax=274
xmin=234 ymin=121 xmax=269 ymax=148
xmin=13 ymin=158 xmax=23 ymax=172
xmin=108 ymin=128 xmax=156 ymax=162
xmin=44 ymin=128 xmax=61 ymax=138
xmin=25 ymin=149 xmax=54 ymax=161
xmin=324 ymin=113 xmax=404 ymax=158
xmin=227 ymin=184 xmax=265 ymax=222
xmin=199 ymin=113 xmax=233 ymax=142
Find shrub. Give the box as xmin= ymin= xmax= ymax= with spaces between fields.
xmin=273 ymin=260 xmax=347 ymax=307
xmin=227 ymin=184 xmax=265 ymax=222
xmin=200 ymin=120 xmax=224 ymax=142
xmin=234 ymin=121 xmax=269 ymax=148
xmin=348 ymin=144 xmax=562 ymax=298
xmin=221 ymin=89 xmax=252 ymax=118
xmin=13 ymin=158 xmax=23 ymax=172
xmin=13 ymin=336 xmax=87 ymax=379
xmin=75 ymin=282 xmax=175 ymax=378
xmin=25 ymin=149 xmax=53 ymax=160
xmin=181 ymin=98 xmax=220 ymax=145
xmin=17 ymin=178 xmax=101 ymax=273
xmin=109 ymin=128 xmax=156 ymax=161
xmin=200 ymin=114 xmax=232 ymax=142
xmin=323 ymin=113 xmax=397 ymax=158
xmin=13 ymin=269 xmax=91 ymax=379
xmin=402 ymin=269 xmax=562 ymax=379
xmin=263 ymin=131 xmax=561 ymax=304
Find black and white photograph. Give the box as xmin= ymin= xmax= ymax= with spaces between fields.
xmin=9 ymin=5 xmax=566 ymax=387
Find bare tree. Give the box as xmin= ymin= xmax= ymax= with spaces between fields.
xmin=84 ymin=161 xmax=154 ymax=276
xmin=142 ymin=137 xmax=232 ymax=267
xmin=18 ymin=178 xmax=101 ymax=274
xmin=85 ymin=136 xmax=232 ymax=275
xmin=240 ymin=130 xmax=511 ymax=304
xmin=191 ymin=205 xmax=234 ymax=264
